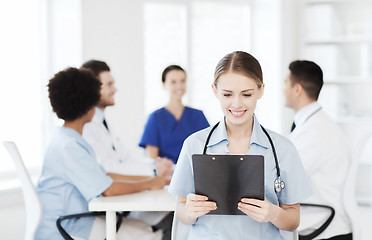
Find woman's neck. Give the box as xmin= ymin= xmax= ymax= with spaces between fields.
xmin=165 ymin=99 xmax=184 ymax=120
xmin=166 ymin=98 xmax=184 ymax=110
xmin=225 ymin=117 xmax=254 ymax=139
xmin=63 ymin=120 xmax=85 ymax=135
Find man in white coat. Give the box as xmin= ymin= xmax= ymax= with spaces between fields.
xmin=283 ymin=60 xmax=353 ymax=240
xmin=82 ymin=60 xmax=174 ymax=240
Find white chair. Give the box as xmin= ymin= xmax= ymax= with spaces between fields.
xmin=4 ymin=141 xmax=125 ymax=240
xmin=343 ymin=156 xmax=360 ymax=240
xmin=3 ymin=141 xmax=42 ymax=240
xmin=344 ymin=132 xmax=372 ymax=240
xmin=297 ymin=133 xmax=368 ymax=240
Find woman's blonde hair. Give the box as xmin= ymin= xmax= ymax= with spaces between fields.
xmin=214 ymin=51 xmax=263 ymax=88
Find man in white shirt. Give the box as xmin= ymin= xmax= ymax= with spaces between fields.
xmin=283 ymin=60 xmax=353 ymax=240
xmin=82 ymin=60 xmax=174 ymax=240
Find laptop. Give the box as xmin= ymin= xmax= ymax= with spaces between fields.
xmin=192 ymin=154 xmax=264 ymax=215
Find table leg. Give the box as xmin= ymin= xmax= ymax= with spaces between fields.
xmin=106 ymin=211 xmax=116 ymax=240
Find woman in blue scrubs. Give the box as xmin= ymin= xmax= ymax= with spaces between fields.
xmin=168 ymin=51 xmax=312 ymax=239
xmin=139 ymin=65 xmax=209 ymax=164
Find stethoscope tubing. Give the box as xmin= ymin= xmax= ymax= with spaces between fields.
xmin=202 ymin=120 xmax=284 ymax=192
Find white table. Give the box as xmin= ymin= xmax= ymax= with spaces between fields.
xmin=89 ymin=187 xmax=177 ymax=240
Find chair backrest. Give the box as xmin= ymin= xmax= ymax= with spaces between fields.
xmin=343 ymin=132 xmax=372 ymax=240
xmin=3 ymin=141 xmax=42 ymax=240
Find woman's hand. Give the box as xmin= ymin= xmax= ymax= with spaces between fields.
xmin=155 ymin=157 xmax=174 ymax=177
xmin=148 ymin=176 xmax=166 ymax=190
xmin=185 ymin=193 xmax=217 ymax=220
xmin=238 ymin=198 xmax=280 ymax=223
xmin=238 ymin=198 xmax=300 ymax=231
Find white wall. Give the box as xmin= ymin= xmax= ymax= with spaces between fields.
xmin=251 ymin=0 xmax=283 ymax=132
xmin=82 ymin=0 xmax=145 ymax=153
xmin=80 ymin=0 xmax=287 ymax=148
xmin=279 ymin=0 xmax=300 ymax=135
xmin=0 ymin=189 xmax=25 ymax=239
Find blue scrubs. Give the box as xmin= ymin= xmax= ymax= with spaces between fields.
xmin=139 ymin=107 xmax=209 ymax=163
xmin=35 ymin=127 xmax=113 ymax=240
xmin=169 ymin=116 xmax=312 ymax=240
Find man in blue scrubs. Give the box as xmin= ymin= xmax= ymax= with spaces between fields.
xmin=35 ymin=67 xmax=165 ymax=239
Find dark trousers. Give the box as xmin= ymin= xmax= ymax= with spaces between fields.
xmin=152 ymin=212 xmax=174 ymax=240
xmin=322 ymin=233 xmax=353 ymax=240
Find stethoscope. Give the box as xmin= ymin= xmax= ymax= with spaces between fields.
xmin=203 ymin=121 xmax=285 ymax=193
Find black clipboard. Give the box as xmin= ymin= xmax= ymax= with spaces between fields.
xmin=192 ymin=154 xmax=264 ymax=215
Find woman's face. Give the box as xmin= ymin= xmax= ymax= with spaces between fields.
xmin=213 ymin=72 xmax=264 ymax=127
xmin=163 ymin=70 xmax=186 ymax=101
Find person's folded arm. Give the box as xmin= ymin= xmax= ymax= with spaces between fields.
xmin=146 ymin=145 xmax=159 ymax=159
xmin=107 ymin=172 xmax=154 ymax=181
xmin=102 ymin=173 xmax=165 ymax=196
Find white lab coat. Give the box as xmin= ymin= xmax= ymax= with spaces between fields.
xmin=289 ymin=102 xmax=352 ymax=239
xmin=83 ymin=108 xmax=154 ymax=176
xmin=83 ymin=108 xmax=167 ymax=225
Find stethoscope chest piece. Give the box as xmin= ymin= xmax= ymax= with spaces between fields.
xmin=274 ymin=177 xmax=285 ymax=192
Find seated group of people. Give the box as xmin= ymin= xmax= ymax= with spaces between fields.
xmin=35 ymin=52 xmax=353 ymax=240
xmin=35 ymin=60 xmax=209 ymax=239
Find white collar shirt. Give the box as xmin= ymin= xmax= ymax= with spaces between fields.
xmin=293 ymin=102 xmax=321 ymax=128
xmin=83 ymin=108 xmax=154 ymax=176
